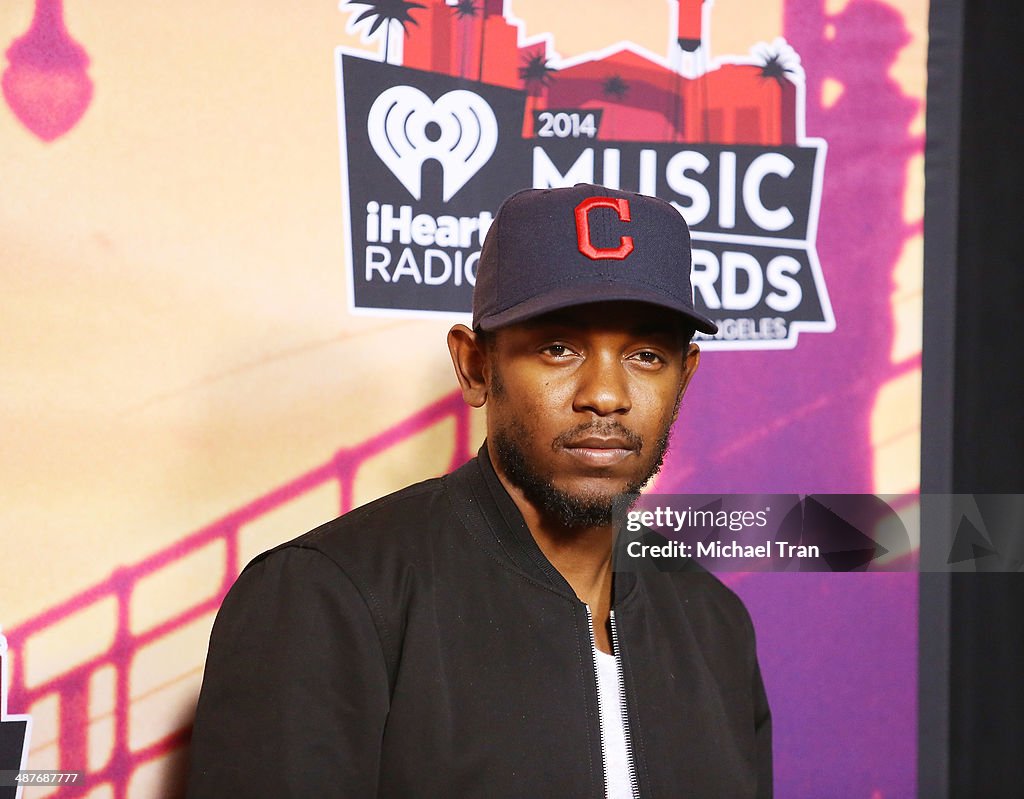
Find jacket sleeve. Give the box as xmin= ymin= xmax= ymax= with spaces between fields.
xmin=187 ymin=545 xmax=390 ymax=798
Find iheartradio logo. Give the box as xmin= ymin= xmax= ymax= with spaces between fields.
xmin=367 ymin=86 xmax=498 ymax=202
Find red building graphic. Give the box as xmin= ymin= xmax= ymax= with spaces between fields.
xmin=384 ymin=0 xmax=801 ymax=146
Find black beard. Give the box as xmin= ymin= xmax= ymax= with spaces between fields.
xmin=491 ymin=419 xmax=675 ymax=530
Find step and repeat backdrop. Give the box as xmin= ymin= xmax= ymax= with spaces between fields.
xmin=2 ymin=0 xmax=927 ymax=795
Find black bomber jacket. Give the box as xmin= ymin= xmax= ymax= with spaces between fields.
xmin=187 ymin=445 xmax=772 ymax=798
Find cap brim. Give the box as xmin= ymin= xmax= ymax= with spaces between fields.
xmin=476 ymin=283 xmax=719 ymax=335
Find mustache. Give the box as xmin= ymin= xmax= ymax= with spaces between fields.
xmin=552 ymin=422 xmax=644 ymax=452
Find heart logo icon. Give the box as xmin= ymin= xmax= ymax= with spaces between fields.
xmin=367 ymin=86 xmax=498 ymax=202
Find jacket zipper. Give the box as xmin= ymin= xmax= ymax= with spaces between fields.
xmin=587 ymin=605 xmax=640 ymax=799
xmin=609 ymin=610 xmax=640 ymax=799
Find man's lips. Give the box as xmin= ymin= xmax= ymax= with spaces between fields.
xmin=562 ymin=436 xmax=637 ymax=467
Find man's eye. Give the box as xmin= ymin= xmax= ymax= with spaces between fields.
xmin=632 ymin=350 xmax=665 ymax=364
xmin=541 ymin=344 xmax=572 ymax=358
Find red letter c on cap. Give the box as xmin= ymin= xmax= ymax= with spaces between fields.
xmin=575 ymin=197 xmax=634 ymax=260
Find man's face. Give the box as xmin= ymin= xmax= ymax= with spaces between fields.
xmin=481 ymin=301 xmax=699 ymax=529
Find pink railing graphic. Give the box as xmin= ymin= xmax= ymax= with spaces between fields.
xmin=4 ymin=391 xmax=473 ymax=798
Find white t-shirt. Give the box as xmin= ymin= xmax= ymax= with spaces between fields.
xmin=594 ymin=640 xmax=634 ymax=798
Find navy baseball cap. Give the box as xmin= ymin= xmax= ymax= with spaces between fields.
xmin=472 ymin=183 xmax=718 ymax=335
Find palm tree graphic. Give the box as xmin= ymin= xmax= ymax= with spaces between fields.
xmin=520 ymin=53 xmax=556 ymax=89
xmin=602 ymin=74 xmax=629 ymax=99
xmin=519 ymin=54 xmax=556 ymax=137
xmin=602 ymin=75 xmax=629 ymax=138
xmin=760 ymin=53 xmax=795 ymax=82
xmin=451 ymin=0 xmax=478 ymax=79
xmin=476 ymin=0 xmax=492 ymax=82
xmin=347 ymin=0 xmax=426 ymax=64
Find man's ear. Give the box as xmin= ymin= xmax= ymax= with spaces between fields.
xmin=672 ymin=343 xmax=701 ymax=420
xmin=447 ymin=324 xmax=489 ymax=408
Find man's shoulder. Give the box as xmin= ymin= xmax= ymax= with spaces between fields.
xmin=673 ymin=571 xmax=759 ymax=663
xmin=311 ymin=474 xmax=451 ymax=541
xmin=672 ymin=567 xmax=753 ymax=622
xmin=626 ymin=527 xmax=754 ymax=628
xmin=248 ymin=472 xmax=458 ymax=575
xmin=636 ymin=557 xmax=757 ymax=644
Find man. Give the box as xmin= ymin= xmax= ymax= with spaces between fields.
xmin=187 ymin=184 xmax=772 ymax=798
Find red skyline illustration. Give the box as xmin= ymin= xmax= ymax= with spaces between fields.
xmin=369 ymin=0 xmax=803 ymax=146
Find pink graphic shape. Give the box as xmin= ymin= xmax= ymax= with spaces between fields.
xmin=5 ymin=391 xmax=472 ymax=797
xmin=3 ymin=0 xmax=93 ymax=141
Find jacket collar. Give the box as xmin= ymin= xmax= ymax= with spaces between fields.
xmin=445 ymin=443 xmax=637 ymax=606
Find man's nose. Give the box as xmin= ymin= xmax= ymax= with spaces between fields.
xmin=572 ymin=352 xmax=632 ymax=416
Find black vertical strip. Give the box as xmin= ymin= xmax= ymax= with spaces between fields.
xmin=922 ymin=0 xmax=964 ymax=492
xmin=921 ymin=0 xmax=965 ymax=795
xmin=949 ymin=0 xmax=1024 ymax=796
